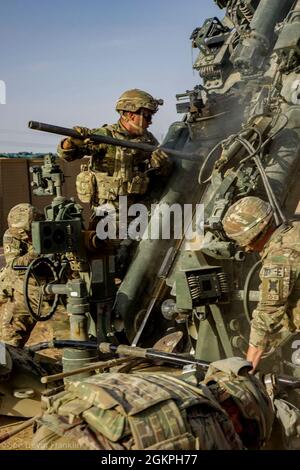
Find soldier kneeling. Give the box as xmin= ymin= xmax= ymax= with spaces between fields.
xmin=0 ymin=204 xmax=42 ymax=347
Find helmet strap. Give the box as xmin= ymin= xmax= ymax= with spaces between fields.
xmin=130 ymin=114 xmax=144 ymax=135
xmin=120 ymin=112 xmax=144 ymax=136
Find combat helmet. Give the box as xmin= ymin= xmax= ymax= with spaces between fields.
xmin=116 ymin=89 xmax=163 ymax=114
xmin=222 ymin=197 xmax=273 ymax=246
xmin=7 ymin=203 xmax=42 ymax=232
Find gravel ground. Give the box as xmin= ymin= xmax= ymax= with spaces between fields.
xmin=0 ymin=303 xmax=66 ymax=450
xmin=0 ymin=417 xmax=33 ymax=450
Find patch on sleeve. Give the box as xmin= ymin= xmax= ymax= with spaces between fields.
xmin=268 ymin=279 xmax=279 ymax=294
xmin=261 ymin=264 xmax=291 ymax=303
xmin=262 ymin=266 xmax=284 ymax=278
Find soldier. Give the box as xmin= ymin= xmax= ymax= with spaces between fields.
xmin=0 ymin=203 xmax=42 ymax=347
xmin=222 ymin=196 xmax=300 ymax=370
xmin=31 ymin=358 xmax=274 ymax=450
xmin=57 ymin=88 xmax=171 ymax=227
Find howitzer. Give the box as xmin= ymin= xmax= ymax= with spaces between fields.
xmin=28 ymin=121 xmax=201 ymax=162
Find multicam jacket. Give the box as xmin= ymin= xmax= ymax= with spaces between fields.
xmin=57 ymin=121 xmax=159 ymax=206
xmin=3 ymin=227 xmax=35 ymax=268
xmin=0 ymin=227 xmax=36 ymax=298
xmin=250 ymin=220 xmax=300 ymax=350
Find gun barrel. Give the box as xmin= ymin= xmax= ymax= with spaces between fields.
xmin=28 ymin=121 xmax=199 ymax=162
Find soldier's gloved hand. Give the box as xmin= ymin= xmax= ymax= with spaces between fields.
xmin=150 ymin=149 xmax=172 ymax=175
xmin=61 ymin=126 xmax=92 ymax=150
xmin=73 ymin=126 xmax=92 ymax=139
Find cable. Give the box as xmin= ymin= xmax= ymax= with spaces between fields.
xmin=253 ymin=155 xmax=287 ymax=225
xmin=235 ymin=136 xmax=281 ymax=223
xmin=243 ymin=259 xmax=262 ymax=324
xmin=198 ymin=141 xmax=223 ymax=184
xmin=198 ymin=125 xmax=263 ymax=185
xmin=194 ymin=111 xmax=228 ymax=122
xmin=235 ymin=135 xmax=287 ymax=225
xmin=239 ymin=114 xmax=289 ymax=165
xmin=28 ymin=340 xmax=98 ymax=352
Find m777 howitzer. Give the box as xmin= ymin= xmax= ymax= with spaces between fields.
xmin=26 ymin=1 xmax=300 ymax=381
xmin=107 ymin=0 xmax=300 ymax=380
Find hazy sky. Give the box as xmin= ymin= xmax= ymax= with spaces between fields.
xmin=0 ymin=0 xmax=220 ymax=152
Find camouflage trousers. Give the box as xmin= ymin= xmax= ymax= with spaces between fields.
xmin=0 ymin=291 xmax=36 ymax=348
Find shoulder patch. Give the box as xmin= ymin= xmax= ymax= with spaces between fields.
xmin=260 ymin=264 xmax=291 ymax=303
xmin=262 ymin=266 xmax=284 ymax=278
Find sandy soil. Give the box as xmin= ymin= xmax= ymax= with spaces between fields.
xmin=0 ymin=302 xmax=67 ymax=450
xmin=0 ymin=417 xmax=33 ymax=450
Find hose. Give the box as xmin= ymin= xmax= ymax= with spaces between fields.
xmin=235 ymin=135 xmax=287 ymax=225
xmin=253 ymin=155 xmax=287 ymax=225
xmin=198 ymin=126 xmax=262 ymax=184
xmin=28 ymin=340 xmax=98 ymax=352
xmin=243 ymin=259 xmax=262 ymax=324
xmin=198 ymin=141 xmax=223 ymax=184
xmin=239 ymin=114 xmax=289 ymax=165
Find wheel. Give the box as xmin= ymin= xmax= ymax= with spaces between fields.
xmin=23 ymin=257 xmax=60 ymax=322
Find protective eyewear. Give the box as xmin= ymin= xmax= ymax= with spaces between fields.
xmin=136 ymin=110 xmax=153 ymax=123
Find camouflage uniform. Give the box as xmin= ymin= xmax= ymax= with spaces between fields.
xmin=58 ymin=90 xmax=170 ymax=276
xmin=32 ymin=358 xmax=273 ymax=450
xmin=57 ymin=89 xmax=168 ymax=219
xmin=222 ymin=197 xmax=300 ymax=350
xmin=250 ymin=221 xmax=300 ymax=349
xmin=0 ymin=204 xmax=41 ymax=347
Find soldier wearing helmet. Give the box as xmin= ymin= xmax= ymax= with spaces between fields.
xmin=57 ymin=89 xmax=171 ymax=221
xmin=0 ymin=203 xmax=43 ymax=347
xmin=222 ymin=196 xmax=300 ymax=370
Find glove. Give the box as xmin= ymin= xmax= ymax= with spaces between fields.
xmin=61 ymin=126 xmax=92 ymax=150
xmin=73 ymin=126 xmax=92 ymax=139
xmin=150 ymin=149 xmax=172 ymax=175
xmin=72 ymin=125 xmax=93 ymax=146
